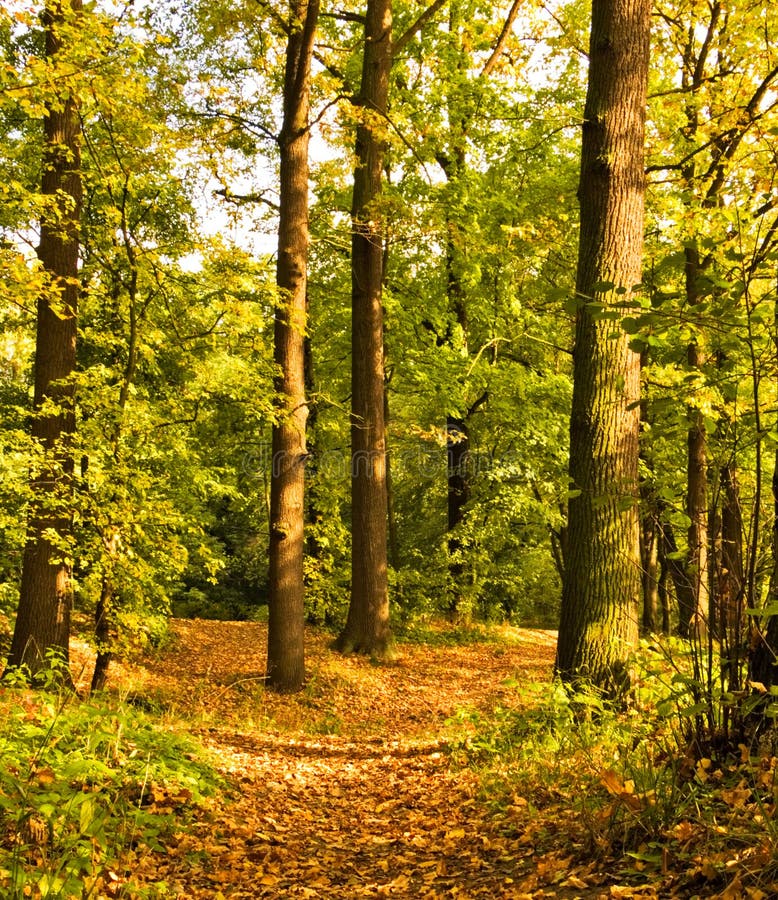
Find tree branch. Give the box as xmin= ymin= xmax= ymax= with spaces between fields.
xmin=393 ymin=0 xmax=450 ymax=57
xmin=480 ymin=0 xmax=522 ymax=78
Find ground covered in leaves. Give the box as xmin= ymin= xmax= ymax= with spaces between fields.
xmin=76 ymin=621 xmax=777 ymax=899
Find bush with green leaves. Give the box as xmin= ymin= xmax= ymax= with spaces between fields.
xmin=0 ymin=662 xmax=219 ymax=899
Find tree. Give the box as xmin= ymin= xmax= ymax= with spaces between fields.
xmin=555 ymin=0 xmax=651 ymax=693
xmin=8 ymin=0 xmax=84 ymax=679
xmin=336 ymin=0 xmax=393 ymax=656
xmin=266 ymin=0 xmax=320 ymax=692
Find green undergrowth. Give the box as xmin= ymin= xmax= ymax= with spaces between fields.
xmin=447 ymin=642 xmax=778 ymax=897
xmin=0 ymin=667 xmax=220 ymax=899
xmin=394 ymin=617 xmax=542 ymax=647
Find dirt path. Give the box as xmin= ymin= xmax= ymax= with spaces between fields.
xmin=96 ymin=621 xmax=611 ymax=899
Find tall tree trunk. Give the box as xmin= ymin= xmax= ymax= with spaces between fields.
xmin=266 ymin=0 xmax=319 ymax=692
xmin=90 ymin=206 xmax=140 ymax=692
xmin=749 ymin=291 xmax=778 ymax=691
xmin=641 ymin=508 xmax=659 ymax=632
xmin=750 ymin=443 xmax=778 ymax=690
xmin=718 ymin=459 xmax=744 ymax=688
xmin=680 ymin=247 xmax=709 ymax=638
xmin=336 ymin=0 xmax=393 ymax=657
xmin=639 ymin=351 xmax=659 ymax=632
xmin=447 ymin=415 xmax=470 ymax=617
xmin=659 ymin=515 xmax=694 ymax=629
xmin=384 ymin=380 xmax=400 ymax=570
xmin=8 ymin=0 xmax=83 ymax=680
xmin=555 ymin=0 xmax=650 ymax=695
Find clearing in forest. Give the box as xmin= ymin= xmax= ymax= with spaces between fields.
xmin=79 ymin=620 xmax=752 ymax=900
xmin=89 ymin=619 xmax=606 ymax=899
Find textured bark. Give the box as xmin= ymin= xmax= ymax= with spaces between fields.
xmin=750 ymin=444 xmax=778 ymax=689
xmin=749 ymin=298 xmax=778 ymax=690
xmin=659 ymin=516 xmax=695 ymax=628
xmin=680 ymin=248 xmax=709 ymax=638
xmin=640 ymin=508 xmax=659 ymax=632
xmin=555 ymin=0 xmax=650 ymax=693
xmin=718 ymin=463 xmax=744 ymax=632
xmin=267 ymin=0 xmax=319 ymax=692
xmin=8 ymin=0 xmax=83 ymax=679
xmin=639 ymin=353 xmax=658 ymax=632
xmin=337 ymin=0 xmax=393 ymax=657
xmin=90 ymin=574 xmax=112 ymax=693
xmin=447 ymin=415 xmax=470 ymax=616
xmin=384 ymin=383 xmax=400 ymax=570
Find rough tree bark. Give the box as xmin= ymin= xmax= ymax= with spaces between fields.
xmin=749 ymin=293 xmax=778 ymax=691
xmin=266 ymin=0 xmax=320 ymax=691
xmin=681 ymin=246 xmax=709 ymax=637
xmin=336 ymin=0 xmax=393 ymax=656
xmin=555 ymin=0 xmax=650 ymax=694
xmin=8 ymin=0 xmax=83 ymax=680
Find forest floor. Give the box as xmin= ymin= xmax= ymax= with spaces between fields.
xmin=73 ymin=620 xmax=753 ymax=900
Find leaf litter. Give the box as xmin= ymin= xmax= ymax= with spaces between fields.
xmin=78 ymin=621 xmax=770 ymax=899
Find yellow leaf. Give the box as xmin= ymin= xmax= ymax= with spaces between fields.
xmin=601 ymin=769 xmax=626 ymax=796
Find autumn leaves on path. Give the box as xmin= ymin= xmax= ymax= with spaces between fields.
xmin=115 ymin=620 xmax=564 ymax=898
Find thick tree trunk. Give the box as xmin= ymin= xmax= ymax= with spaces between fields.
xmin=8 ymin=0 xmax=83 ymax=680
xmin=336 ymin=0 xmax=392 ymax=657
xmin=266 ymin=0 xmax=319 ymax=692
xmin=555 ymin=0 xmax=650 ymax=694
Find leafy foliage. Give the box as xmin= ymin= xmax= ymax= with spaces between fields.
xmin=0 ymin=659 xmax=219 ymax=899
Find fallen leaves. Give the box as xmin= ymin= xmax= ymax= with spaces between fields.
xmin=98 ymin=620 xmax=563 ymax=898
xmin=75 ymin=619 xmax=778 ymax=900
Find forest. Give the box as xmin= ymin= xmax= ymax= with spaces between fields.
xmin=2 ymin=0 xmax=778 ymax=896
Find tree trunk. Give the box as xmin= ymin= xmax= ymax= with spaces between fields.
xmin=718 ymin=463 xmax=744 ymax=628
xmin=90 ymin=573 xmax=112 ymax=693
xmin=447 ymin=415 xmax=470 ymax=617
xmin=750 ymin=444 xmax=778 ymax=689
xmin=384 ymin=381 xmax=400 ymax=570
xmin=659 ymin=515 xmax=694 ymax=630
xmin=336 ymin=0 xmax=393 ymax=657
xmin=555 ymin=0 xmax=650 ymax=695
xmin=641 ymin=508 xmax=659 ymax=632
xmin=680 ymin=247 xmax=709 ymax=639
xmin=8 ymin=0 xmax=83 ymax=681
xmin=718 ymin=460 xmax=744 ymax=689
xmin=266 ymin=0 xmax=319 ymax=692
xmin=639 ymin=352 xmax=658 ymax=632
xmin=749 ymin=295 xmax=778 ymax=691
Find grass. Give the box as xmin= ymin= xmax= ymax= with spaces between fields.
xmin=445 ymin=644 xmax=778 ymax=898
